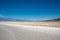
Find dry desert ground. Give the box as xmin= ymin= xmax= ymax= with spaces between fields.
xmin=0 ymin=21 xmax=60 ymax=27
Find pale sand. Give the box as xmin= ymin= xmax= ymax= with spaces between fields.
xmin=0 ymin=21 xmax=60 ymax=27
xmin=0 ymin=24 xmax=60 ymax=40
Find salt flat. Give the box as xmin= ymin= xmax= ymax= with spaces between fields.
xmin=0 ymin=24 xmax=60 ymax=40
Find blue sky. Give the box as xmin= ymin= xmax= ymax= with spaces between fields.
xmin=0 ymin=0 xmax=60 ymax=21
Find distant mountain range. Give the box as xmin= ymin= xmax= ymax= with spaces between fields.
xmin=0 ymin=17 xmax=32 ymax=22
xmin=42 ymin=18 xmax=60 ymax=22
xmin=0 ymin=17 xmax=60 ymax=22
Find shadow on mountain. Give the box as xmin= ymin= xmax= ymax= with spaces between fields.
xmin=42 ymin=18 xmax=60 ymax=22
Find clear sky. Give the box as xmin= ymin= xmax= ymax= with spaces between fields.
xmin=0 ymin=0 xmax=60 ymax=21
